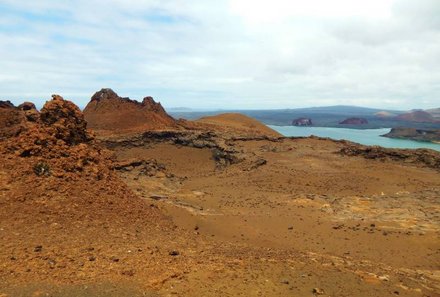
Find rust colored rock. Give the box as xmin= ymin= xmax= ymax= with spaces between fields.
xmin=0 ymin=100 xmax=28 ymax=140
xmin=142 ymin=96 xmax=166 ymax=113
xmin=18 ymin=102 xmax=36 ymax=111
xmin=1 ymin=95 xmax=105 ymax=179
xmin=18 ymin=102 xmax=39 ymax=122
xmin=40 ymin=94 xmax=92 ymax=145
xmin=84 ymin=88 xmax=177 ymax=135
xmin=0 ymin=94 xmax=173 ymax=289
xmin=90 ymin=88 xmax=119 ymax=102
xmin=0 ymin=100 xmax=15 ymax=108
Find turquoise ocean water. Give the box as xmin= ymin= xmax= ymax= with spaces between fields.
xmin=269 ymin=126 xmax=440 ymax=152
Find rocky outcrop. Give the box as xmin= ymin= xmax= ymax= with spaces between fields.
xmin=0 ymin=94 xmax=171 ymax=236
xmin=18 ymin=102 xmax=39 ymax=122
xmin=102 ymin=130 xmax=242 ymax=168
xmin=340 ymin=144 xmax=440 ymax=171
xmin=1 ymin=95 xmax=107 ymax=179
xmin=100 ymin=130 xmax=274 ymax=170
xmin=40 ymin=95 xmax=92 ymax=145
xmin=395 ymin=110 xmax=437 ymax=123
xmin=339 ymin=118 xmax=368 ymax=125
xmin=0 ymin=95 xmax=174 ymax=287
xmin=84 ymin=88 xmax=177 ymax=134
xmin=382 ymin=127 xmax=440 ymax=143
xmin=292 ymin=118 xmax=312 ymax=126
xmin=0 ymin=100 xmax=28 ymax=139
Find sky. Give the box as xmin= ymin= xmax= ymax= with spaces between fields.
xmin=0 ymin=0 xmax=439 ymax=110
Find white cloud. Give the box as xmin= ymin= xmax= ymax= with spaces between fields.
xmin=230 ymin=0 xmax=395 ymax=24
xmin=0 ymin=0 xmax=439 ymax=110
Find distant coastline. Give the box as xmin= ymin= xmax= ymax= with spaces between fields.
xmin=268 ymin=125 xmax=440 ymax=151
xmin=381 ymin=127 xmax=440 ymax=144
xmin=170 ymin=105 xmax=440 ymax=130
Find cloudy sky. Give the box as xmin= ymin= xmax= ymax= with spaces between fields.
xmin=0 ymin=0 xmax=439 ymax=110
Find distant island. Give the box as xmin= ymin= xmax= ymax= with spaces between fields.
xmin=382 ymin=127 xmax=440 ymax=144
xmin=339 ymin=117 xmax=368 ymax=125
xmin=292 ymin=117 xmax=313 ymax=126
xmin=170 ymin=105 xmax=440 ymax=130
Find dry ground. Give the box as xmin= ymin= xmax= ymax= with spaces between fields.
xmin=110 ymin=137 xmax=440 ymax=297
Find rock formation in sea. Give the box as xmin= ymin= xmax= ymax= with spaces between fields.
xmin=339 ymin=117 xmax=368 ymax=125
xmin=382 ymin=127 xmax=440 ymax=143
xmin=292 ymin=117 xmax=313 ymax=126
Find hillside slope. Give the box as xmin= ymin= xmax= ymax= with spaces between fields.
xmin=195 ymin=113 xmax=282 ymax=138
xmin=83 ymin=88 xmax=177 ymax=135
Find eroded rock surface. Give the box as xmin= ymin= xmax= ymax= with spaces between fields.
xmin=84 ymin=88 xmax=177 ymax=134
xmin=340 ymin=144 xmax=440 ymax=170
xmin=0 ymin=100 xmax=28 ymax=139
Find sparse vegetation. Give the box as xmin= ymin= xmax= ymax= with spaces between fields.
xmin=33 ymin=161 xmax=50 ymax=176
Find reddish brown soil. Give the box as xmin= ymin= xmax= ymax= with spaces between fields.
xmin=194 ymin=113 xmax=282 ymax=138
xmin=0 ymin=96 xmax=197 ymax=295
xmin=111 ymin=136 xmax=440 ymax=297
xmin=1 ymin=95 xmax=439 ymax=296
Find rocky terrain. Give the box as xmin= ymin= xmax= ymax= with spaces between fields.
xmin=382 ymin=127 xmax=440 ymax=143
xmin=83 ymin=88 xmax=178 ymax=135
xmin=1 ymin=92 xmax=440 ymax=296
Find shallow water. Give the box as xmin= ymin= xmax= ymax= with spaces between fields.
xmin=269 ymin=126 xmax=440 ymax=152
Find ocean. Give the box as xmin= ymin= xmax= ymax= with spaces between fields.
xmin=269 ymin=126 xmax=440 ymax=152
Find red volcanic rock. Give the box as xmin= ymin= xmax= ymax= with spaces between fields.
xmin=339 ymin=118 xmax=368 ymax=125
xmin=292 ymin=117 xmax=313 ymax=126
xmin=40 ymin=95 xmax=92 ymax=145
xmin=395 ymin=110 xmax=437 ymax=123
xmin=84 ymin=88 xmax=177 ymax=134
xmin=18 ymin=102 xmax=39 ymax=122
xmin=142 ymin=96 xmax=168 ymax=114
xmin=1 ymin=95 xmax=108 ymax=180
xmin=0 ymin=100 xmax=28 ymax=139
xmin=18 ymin=102 xmax=36 ymax=111
xmin=0 ymin=95 xmax=172 ymax=277
xmin=0 ymin=100 xmax=15 ymax=108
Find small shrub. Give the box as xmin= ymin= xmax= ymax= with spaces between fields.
xmin=33 ymin=162 xmax=50 ymax=176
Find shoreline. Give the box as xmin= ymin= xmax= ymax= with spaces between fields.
xmin=268 ymin=125 xmax=440 ymax=151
